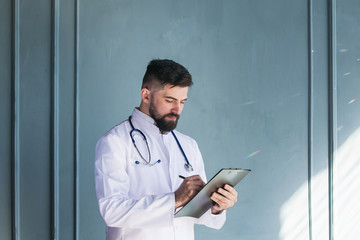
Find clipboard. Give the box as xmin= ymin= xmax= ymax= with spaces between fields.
xmin=174 ymin=168 xmax=251 ymax=218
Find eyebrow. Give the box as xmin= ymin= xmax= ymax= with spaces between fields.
xmin=164 ymin=96 xmax=188 ymax=102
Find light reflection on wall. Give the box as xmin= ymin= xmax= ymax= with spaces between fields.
xmin=333 ymin=127 xmax=360 ymax=239
xmin=279 ymin=127 xmax=360 ymax=240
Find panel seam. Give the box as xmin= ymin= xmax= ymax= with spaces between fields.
xmin=307 ymin=0 xmax=314 ymax=239
xmin=11 ymin=0 xmax=21 ymax=239
xmin=328 ymin=0 xmax=336 ymax=239
xmin=74 ymin=0 xmax=80 ymax=239
xmin=51 ymin=0 xmax=60 ymax=239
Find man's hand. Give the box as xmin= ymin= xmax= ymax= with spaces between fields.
xmin=210 ymin=184 xmax=238 ymax=214
xmin=175 ymin=175 xmax=205 ymax=209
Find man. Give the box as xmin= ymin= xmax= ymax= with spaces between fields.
xmin=95 ymin=59 xmax=238 ymax=240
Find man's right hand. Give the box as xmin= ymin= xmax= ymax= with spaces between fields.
xmin=175 ymin=175 xmax=205 ymax=209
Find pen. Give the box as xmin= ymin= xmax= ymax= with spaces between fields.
xmin=179 ymin=175 xmax=186 ymax=179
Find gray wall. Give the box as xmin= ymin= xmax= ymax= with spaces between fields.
xmin=1 ymin=0 xmax=360 ymax=239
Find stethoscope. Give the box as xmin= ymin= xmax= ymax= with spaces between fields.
xmin=128 ymin=116 xmax=194 ymax=172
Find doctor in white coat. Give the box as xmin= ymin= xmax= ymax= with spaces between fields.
xmin=95 ymin=59 xmax=238 ymax=240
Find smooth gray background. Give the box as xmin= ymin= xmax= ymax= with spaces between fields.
xmin=1 ymin=0 xmax=359 ymax=239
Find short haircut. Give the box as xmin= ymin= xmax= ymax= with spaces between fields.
xmin=142 ymin=59 xmax=193 ymax=89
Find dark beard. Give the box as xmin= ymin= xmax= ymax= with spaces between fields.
xmin=149 ymin=105 xmax=180 ymax=132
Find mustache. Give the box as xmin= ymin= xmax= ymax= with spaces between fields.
xmin=165 ymin=113 xmax=179 ymax=119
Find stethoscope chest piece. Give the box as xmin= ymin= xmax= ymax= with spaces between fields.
xmin=184 ymin=163 xmax=194 ymax=172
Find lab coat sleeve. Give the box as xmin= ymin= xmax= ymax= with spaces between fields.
xmin=191 ymin=140 xmax=227 ymax=229
xmin=95 ymin=133 xmax=175 ymax=229
xmin=196 ymin=209 xmax=226 ymax=229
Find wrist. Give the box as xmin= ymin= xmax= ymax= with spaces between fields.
xmin=211 ymin=205 xmax=224 ymax=215
xmin=174 ymin=192 xmax=182 ymax=210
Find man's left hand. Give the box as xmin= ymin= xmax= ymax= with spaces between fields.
xmin=210 ymin=184 xmax=238 ymax=214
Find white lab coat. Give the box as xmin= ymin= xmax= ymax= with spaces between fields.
xmin=95 ymin=108 xmax=226 ymax=240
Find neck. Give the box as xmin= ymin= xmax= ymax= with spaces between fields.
xmin=138 ymin=102 xmax=150 ymax=117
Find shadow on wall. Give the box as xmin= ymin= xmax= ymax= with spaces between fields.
xmin=279 ymin=127 xmax=360 ymax=240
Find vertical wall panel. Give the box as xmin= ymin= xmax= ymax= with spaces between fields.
xmin=0 ymin=0 xmax=13 ymax=239
xmin=58 ymin=0 xmax=77 ymax=239
xmin=77 ymin=0 xmax=309 ymax=239
xmin=309 ymin=0 xmax=330 ymax=239
xmin=18 ymin=0 xmax=53 ymax=239
xmin=334 ymin=0 xmax=360 ymax=239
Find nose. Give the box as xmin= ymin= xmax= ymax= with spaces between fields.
xmin=172 ymin=102 xmax=182 ymax=115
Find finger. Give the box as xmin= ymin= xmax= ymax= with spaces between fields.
xmin=184 ymin=177 xmax=205 ymax=188
xmin=211 ymin=196 xmax=231 ymax=210
xmin=182 ymin=180 xmax=204 ymax=194
xmin=186 ymin=175 xmax=205 ymax=184
xmin=215 ymin=197 xmax=232 ymax=210
xmin=183 ymin=180 xmax=205 ymax=189
xmin=186 ymin=175 xmax=202 ymax=180
xmin=190 ymin=184 xmax=204 ymax=192
xmin=211 ymin=192 xmax=230 ymax=205
xmin=216 ymin=187 xmax=235 ymax=200
xmin=224 ymin=184 xmax=238 ymax=197
xmin=211 ymin=192 xmax=234 ymax=209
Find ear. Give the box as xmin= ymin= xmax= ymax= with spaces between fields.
xmin=141 ymin=88 xmax=151 ymax=104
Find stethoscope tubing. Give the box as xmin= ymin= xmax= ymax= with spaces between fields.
xmin=171 ymin=131 xmax=191 ymax=168
xmin=128 ymin=116 xmax=193 ymax=171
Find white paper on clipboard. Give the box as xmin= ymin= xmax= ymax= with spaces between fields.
xmin=174 ymin=168 xmax=251 ymax=218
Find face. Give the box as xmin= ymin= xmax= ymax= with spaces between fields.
xmin=148 ymin=84 xmax=188 ymax=132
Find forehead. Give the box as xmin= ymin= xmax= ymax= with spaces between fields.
xmin=155 ymin=84 xmax=188 ymax=99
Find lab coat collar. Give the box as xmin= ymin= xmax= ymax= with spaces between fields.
xmin=131 ymin=108 xmax=170 ymax=135
xmin=132 ymin=108 xmax=155 ymax=125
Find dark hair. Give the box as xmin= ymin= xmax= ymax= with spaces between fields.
xmin=142 ymin=59 xmax=193 ymax=89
